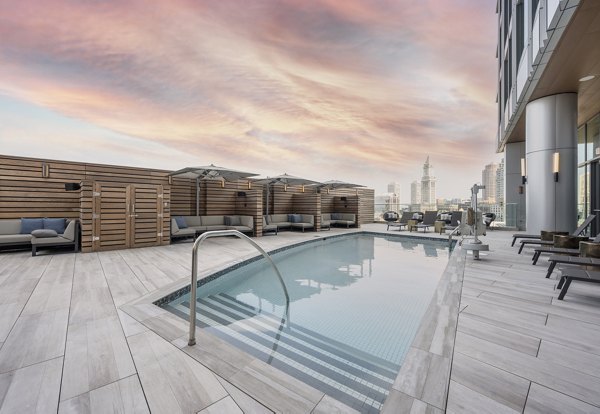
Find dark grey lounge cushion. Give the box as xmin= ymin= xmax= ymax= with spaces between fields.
xmin=32 ymin=229 xmax=58 ymax=238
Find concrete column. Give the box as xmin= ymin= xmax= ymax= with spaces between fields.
xmin=505 ymin=142 xmax=526 ymax=230
xmin=525 ymin=93 xmax=577 ymax=233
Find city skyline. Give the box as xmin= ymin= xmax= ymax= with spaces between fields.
xmin=0 ymin=0 xmax=498 ymax=197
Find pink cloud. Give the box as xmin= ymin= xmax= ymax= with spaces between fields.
xmin=0 ymin=0 xmax=498 ymax=197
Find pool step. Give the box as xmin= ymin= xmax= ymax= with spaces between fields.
xmin=166 ymin=293 xmax=400 ymax=413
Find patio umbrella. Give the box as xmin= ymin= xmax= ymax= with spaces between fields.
xmin=315 ymin=180 xmax=364 ymax=192
xmin=169 ymin=164 xmax=259 ymax=215
xmin=252 ymin=173 xmax=321 ymax=215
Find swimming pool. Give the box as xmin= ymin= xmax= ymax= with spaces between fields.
xmin=160 ymin=234 xmax=450 ymax=413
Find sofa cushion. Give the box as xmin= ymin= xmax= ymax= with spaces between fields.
xmin=63 ymin=220 xmax=77 ymax=241
xmin=201 ymin=216 xmax=225 ymax=226
xmin=43 ymin=218 xmax=66 ymax=234
xmin=21 ymin=218 xmax=44 ymax=234
xmin=270 ymin=214 xmax=288 ymax=224
xmin=32 ymin=229 xmax=58 ymax=238
xmin=184 ymin=216 xmax=202 ymax=227
xmin=331 ymin=213 xmax=341 ymax=220
xmin=339 ymin=213 xmax=355 ymax=222
xmin=174 ymin=216 xmax=187 ymax=229
xmin=0 ymin=219 xmax=22 ymax=236
xmin=0 ymin=234 xmax=32 ymax=244
xmin=224 ymin=216 xmax=241 ymax=226
xmin=289 ymin=214 xmax=303 ymax=223
xmin=300 ymin=215 xmax=314 ymax=224
xmin=31 ymin=236 xmax=71 ymax=245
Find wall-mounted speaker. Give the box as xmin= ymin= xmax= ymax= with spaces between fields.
xmin=340 ymin=197 xmax=347 ymax=201
xmin=237 ymin=191 xmax=247 ymax=197
xmin=65 ymin=183 xmax=81 ymax=191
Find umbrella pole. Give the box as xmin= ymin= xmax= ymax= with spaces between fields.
xmin=266 ymin=185 xmax=270 ymax=216
xmin=196 ymin=177 xmax=200 ymax=216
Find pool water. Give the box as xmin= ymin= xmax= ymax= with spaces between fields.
xmin=162 ymin=234 xmax=450 ymax=413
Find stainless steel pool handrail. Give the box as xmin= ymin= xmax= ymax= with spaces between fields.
xmin=188 ymin=230 xmax=289 ymax=346
xmin=448 ymin=226 xmax=461 ymax=248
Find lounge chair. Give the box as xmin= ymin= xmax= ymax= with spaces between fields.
xmin=532 ymin=233 xmax=600 ymax=265
xmin=556 ymin=268 xmax=600 ymax=300
xmin=440 ymin=211 xmax=462 ymax=234
xmin=546 ymin=255 xmax=600 ymax=278
xmin=416 ymin=211 xmax=438 ymax=233
xmin=511 ymin=214 xmax=596 ymax=246
xmin=517 ymin=214 xmax=596 ymax=254
xmin=387 ymin=212 xmax=412 ymax=231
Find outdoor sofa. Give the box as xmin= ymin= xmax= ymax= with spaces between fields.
xmin=0 ymin=218 xmax=80 ymax=256
xmin=266 ymin=214 xmax=315 ymax=232
xmin=321 ymin=213 xmax=356 ymax=228
xmin=171 ymin=215 xmax=255 ymax=240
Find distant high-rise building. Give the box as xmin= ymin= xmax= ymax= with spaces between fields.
xmin=387 ymin=182 xmax=400 ymax=197
xmin=420 ymin=157 xmax=436 ymax=210
xmin=496 ymin=159 xmax=505 ymax=204
xmin=410 ymin=180 xmax=421 ymax=207
xmin=482 ymin=162 xmax=498 ymax=203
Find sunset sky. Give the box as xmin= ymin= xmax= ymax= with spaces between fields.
xmin=0 ymin=0 xmax=499 ymax=200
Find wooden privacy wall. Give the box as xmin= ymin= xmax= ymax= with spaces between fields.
xmin=0 ymin=154 xmax=171 ymax=252
xmin=235 ymin=189 xmax=263 ymax=236
xmin=170 ymin=177 xmax=196 ymax=216
xmin=0 ymin=156 xmax=85 ymax=219
xmin=321 ymin=188 xmax=375 ymax=225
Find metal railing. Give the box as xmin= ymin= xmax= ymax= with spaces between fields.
xmin=448 ymin=226 xmax=462 ymax=249
xmin=188 ymin=230 xmax=289 ymax=346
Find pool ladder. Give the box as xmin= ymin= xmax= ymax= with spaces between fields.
xmin=188 ymin=230 xmax=290 ymax=346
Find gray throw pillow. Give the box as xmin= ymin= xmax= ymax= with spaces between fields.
xmin=31 ymin=229 xmax=58 ymax=238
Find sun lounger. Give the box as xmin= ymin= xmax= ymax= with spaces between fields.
xmin=440 ymin=211 xmax=462 ymax=234
xmin=416 ymin=211 xmax=438 ymax=233
xmin=387 ymin=212 xmax=412 ymax=231
xmin=517 ymin=214 xmax=596 ymax=254
xmin=556 ymin=268 xmax=600 ymax=300
xmin=532 ymin=234 xmax=600 ymax=264
xmin=545 ymin=255 xmax=600 ymax=278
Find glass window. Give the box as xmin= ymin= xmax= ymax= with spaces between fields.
xmin=577 ymin=165 xmax=587 ymax=225
xmin=587 ymin=114 xmax=600 ymax=161
xmin=516 ymin=2 xmax=525 ymax=63
xmin=578 ymin=126 xmax=586 ymax=164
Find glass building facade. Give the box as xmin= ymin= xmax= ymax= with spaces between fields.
xmin=577 ymin=113 xmax=600 ymax=234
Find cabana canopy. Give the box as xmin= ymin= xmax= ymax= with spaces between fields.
xmin=169 ymin=164 xmax=258 ymax=215
xmin=252 ymin=173 xmax=321 ymax=215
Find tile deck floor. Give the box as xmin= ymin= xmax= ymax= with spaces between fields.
xmin=0 ymin=224 xmax=599 ymax=413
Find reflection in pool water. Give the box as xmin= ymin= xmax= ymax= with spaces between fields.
xmin=162 ymin=234 xmax=450 ymax=413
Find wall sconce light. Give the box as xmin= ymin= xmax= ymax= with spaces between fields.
xmin=553 ymin=152 xmax=560 ymax=182
xmin=168 ymin=176 xmax=173 ymax=185
xmin=64 ymin=183 xmax=81 ymax=191
xmin=301 ymin=185 xmax=305 ymax=193
xmin=284 ymin=184 xmax=288 ymax=192
xmin=220 ymin=179 xmax=225 ymax=188
xmin=327 ymin=188 xmax=330 ymax=194
xmin=520 ymin=158 xmax=527 ymax=184
xmin=42 ymin=162 xmax=50 ymax=178
xmin=247 ymin=181 xmax=252 ymax=190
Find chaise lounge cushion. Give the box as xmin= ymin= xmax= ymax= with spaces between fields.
xmin=21 ymin=218 xmax=44 ymax=234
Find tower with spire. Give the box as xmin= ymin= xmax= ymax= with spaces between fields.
xmin=420 ymin=156 xmax=437 ymax=211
